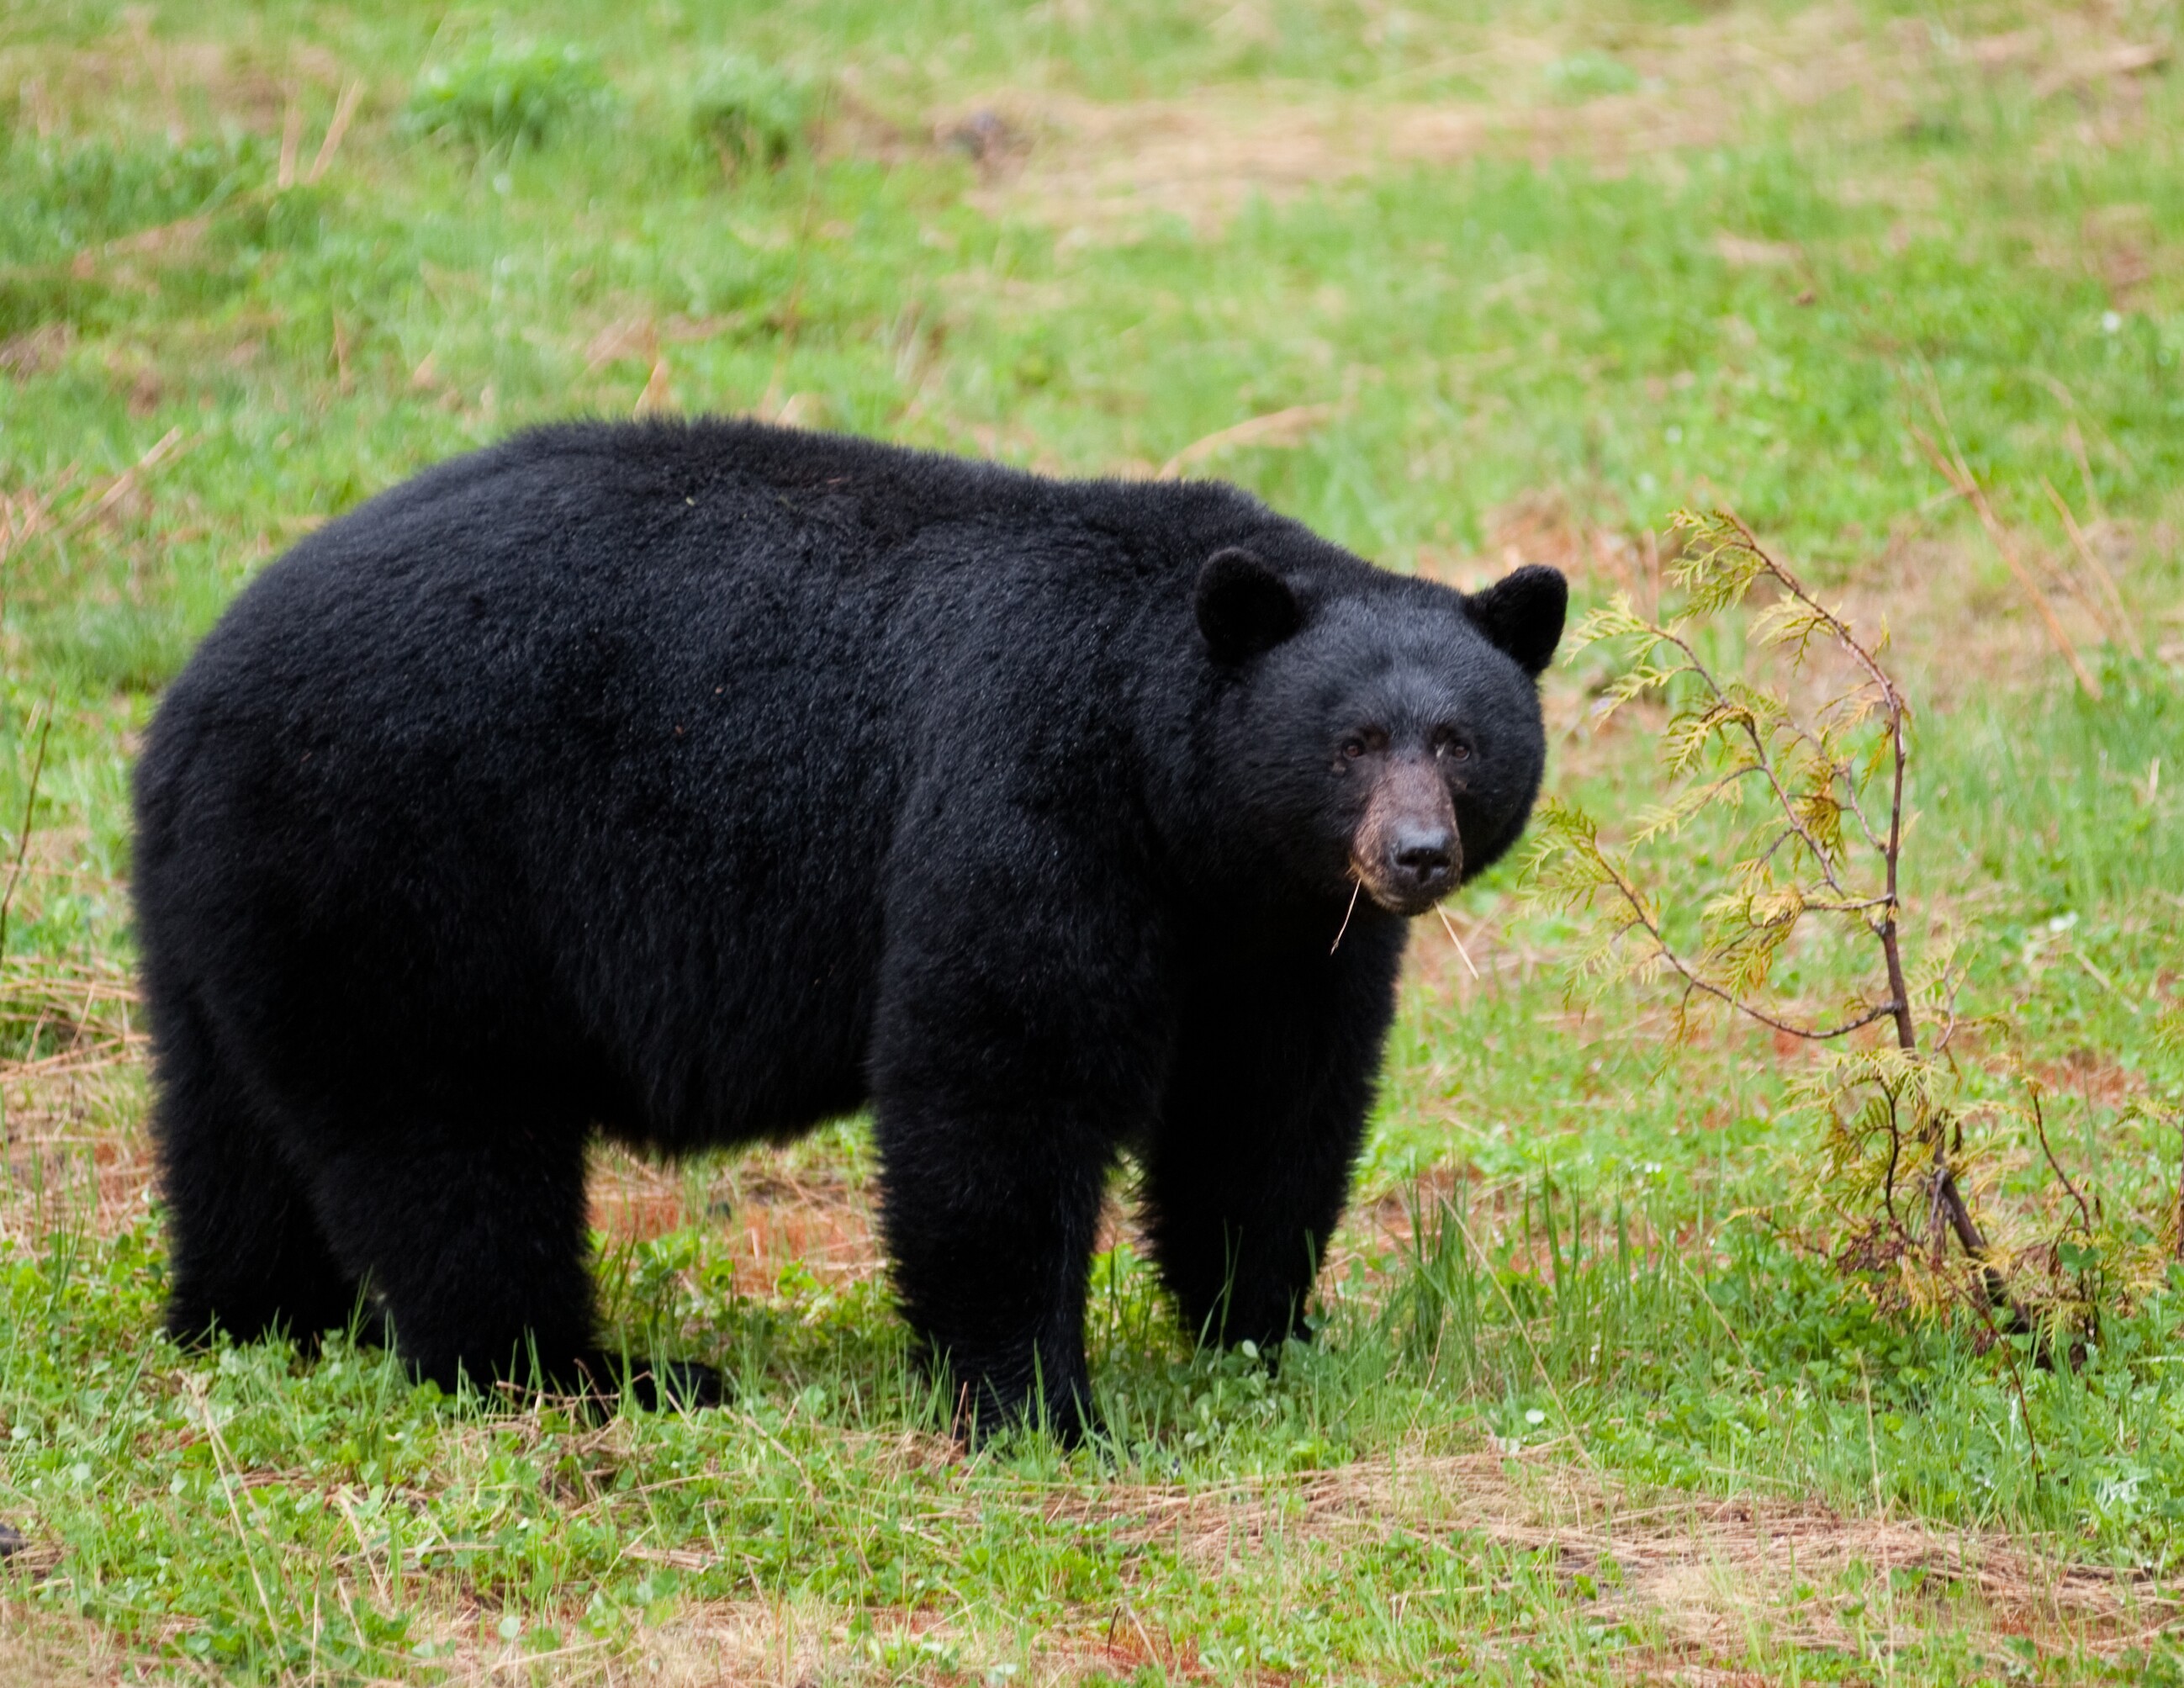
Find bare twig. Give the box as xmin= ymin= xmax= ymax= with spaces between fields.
xmin=1930 ymin=961 xmax=1966 ymax=1058
xmin=1875 ymin=664 xmax=1916 ymax=1058
xmin=1943 ymin=1262 xmax=2044 ymax=1474
xmin=0 ymin=695 xmax=56 ymax=960
xmin=1926 ymin=1158 xmax=1952 ymax=1270
xmin=1880 ymin=1095 xmax=1903 ymax=1225
xmin=2028 ymin=1087 xmax=2094 ymax=1236
xmin=1932 ymin=1163 xmax=1990 ymax=1261
xmin=1584 ymin=842 xmax=1899 ymax=1041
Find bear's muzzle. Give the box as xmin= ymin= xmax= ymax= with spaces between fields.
xmin=1350 ymin=755 xmax=1462 ymax=916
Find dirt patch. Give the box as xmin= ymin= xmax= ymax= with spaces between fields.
xmin=1434 ymin=479 xmax=2164 ymax=742
xmin=953 ymin=78 xmax=1722 ymax=240
xmin=0 ymin=325 xmax=76 ymax=379
xmin=590 ymin=1144 xmax=889 ymax=1296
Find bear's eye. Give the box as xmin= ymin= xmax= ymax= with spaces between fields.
xmin=1436 ymin=733 xmax=1473 ymax=762
xmin=1341 ymin=728 xmax=1388 ymax=761
xmin=1341 ymin=738 xmax=1367 ymax=760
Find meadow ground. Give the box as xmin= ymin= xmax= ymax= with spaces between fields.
xmin=2 ymin=0 xmax=2182 ymax=1680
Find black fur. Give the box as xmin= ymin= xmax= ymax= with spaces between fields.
xmin=133 ymin=419 xmax=1563 ymax=1439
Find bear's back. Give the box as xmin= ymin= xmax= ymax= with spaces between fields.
xmin=131 ymin=422 xmax=1291 ymax=1145
xmin=178 ymin=418 xmax=1263 ymax=691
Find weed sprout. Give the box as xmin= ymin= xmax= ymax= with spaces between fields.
xmin=689 ymin=56 xmax=814 ymax=173
xmin=405 ymin=38 xmax=615 ymax=154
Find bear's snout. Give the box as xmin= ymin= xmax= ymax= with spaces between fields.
xmin=1390 ymin=822 xmax=1456 ymax=897
xmin=1351 ymin=756 xmax=1462 ymax=916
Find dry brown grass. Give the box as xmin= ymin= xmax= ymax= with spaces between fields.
xmin=939 ymin=5 xmax=2169 ymax=241
xmin=357 ymin=1594 xmax=875 ymax=1687
xmin=0 ymin=21 xmax=350 ymax=141
xmin=0 ymin=1606 xmax=129 ymax=1688
xmin=0 ymin=955 xmax=150 ymax=1251
xmin=266 ymin=1438 xmax=2179 ymax=1684
xmin=1047 ymin=1446 xmax=2180 ymax=1654
xmin=590 ymin=1145 xmax=889 ymax=1299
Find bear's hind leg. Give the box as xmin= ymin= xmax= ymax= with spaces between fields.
xmin=304 ymin=1124 xmax=595 ymax=1397
xmin=302 ymin=1123 xmax=719 ymax=1410
xmin=151 ymin=991 xmax=362 ymax=1348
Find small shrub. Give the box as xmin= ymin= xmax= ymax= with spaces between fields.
xmin=406 ymin=38 xmax=614 ymax=153
xmin=1529 ymin=510 xmax=2179 ymax=1354
xmin=690 ymin=55 xmax=813 ymax=171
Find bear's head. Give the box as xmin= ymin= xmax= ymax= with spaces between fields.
xmin=1195 ymin=548 xmax=1565 ymax=917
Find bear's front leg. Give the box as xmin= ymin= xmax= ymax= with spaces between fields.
xmin=870 ymin=838 xmax=1169 ymax=1446
xmin=874 ymin=1098 xmax=1112 ymax=1442
xmin=1142 ymin=919 xmax=1406 ymax=1352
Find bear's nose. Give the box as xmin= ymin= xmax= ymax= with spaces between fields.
xmin=1390 ymin=826 xmax=1455 ymax=887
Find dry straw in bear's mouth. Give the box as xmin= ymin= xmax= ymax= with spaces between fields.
xmin=1330 ymin=875 xmax=1362 ymax=952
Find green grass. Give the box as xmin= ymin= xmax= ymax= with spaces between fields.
xmin=3 ymin=0 xmax=2182 ymax=1680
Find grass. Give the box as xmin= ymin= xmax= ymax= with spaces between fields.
xmin=2 ymin=0 xmax=2181 ymax=1679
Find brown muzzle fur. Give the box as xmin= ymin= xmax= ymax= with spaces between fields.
xmin=1349 ymin=756 xmax=1460 ymax=916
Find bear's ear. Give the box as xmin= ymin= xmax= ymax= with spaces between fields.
xmin=1196 ymin=548 xmax=1302 ymax=664
xmin=1464 ymin=564 xmax=1568 ymax=677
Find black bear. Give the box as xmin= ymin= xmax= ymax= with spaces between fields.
xmin=133 ymin=419 xmax=1564 ymax=1439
